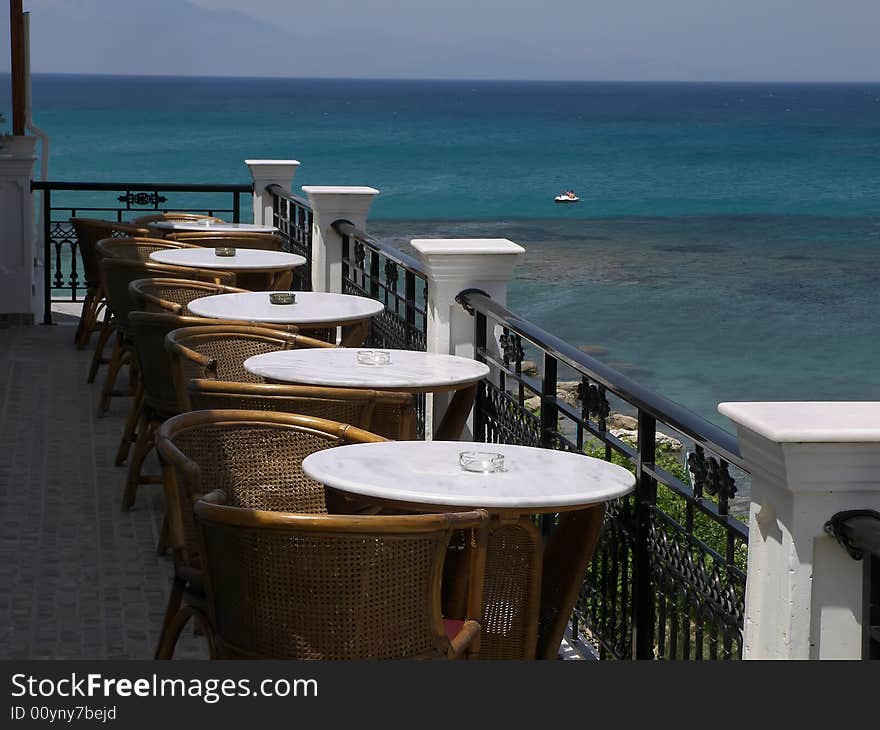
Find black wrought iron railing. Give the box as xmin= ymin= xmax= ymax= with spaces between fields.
xmin=456 ymin=289 xmax=750 ymax=660
xmin=32 ymin=181 xmax=251 ymax=323
xmin=336 ymin=220 xmax=428 ymax=353
xmin=267 ymin=184 xmax=313 ymax=291
xmin=336 ymin=220 xmax=429 ymax=436
xmin=825 ymin=510 xmax=880 ymax=660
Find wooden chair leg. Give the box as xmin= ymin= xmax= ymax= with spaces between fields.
xmin=74 ymin=290 xmax=96 ymax=347
xmin=154 ymin=577 xmax=185 ymax=659
xmin=115 ymin=382 xmax=144 ymax=466
xmin=155 ymin=606 xmax=192 ymax=660
xmin=156 ymin=605 xmax=214 ymax=660
xmin=122 ymin=411 xmax=155 ymax=511
xmin=98 ymin=333 xmax=124 ymax=414
xmin=156 ymin=514 xmax=170 ymax=556
xmin=88 ymin=316 xmax=114 ymax=384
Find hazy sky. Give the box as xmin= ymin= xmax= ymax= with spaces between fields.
xmin=3 ymin=0 xmax=880 ymax=81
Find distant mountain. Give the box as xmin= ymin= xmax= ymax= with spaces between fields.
xmin=2 ymin=0 xmax=302 ymax=77
xmin=0 ymin=0 xmax=592 ymax=80
xmin=9 ymin=0 xmax=873 ymax=81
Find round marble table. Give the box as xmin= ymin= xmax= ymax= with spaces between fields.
xmin=149 ymin=247 xmax=305 ymax=271
xmin=244 ymin=348 xmax=490 ymax=439
xmin=302 ymin=440 xmax=635 ymax=659
xmin=187 ymin=291 xmax=385 ymax=347
xmin=301 ymin=440 xmax=634 ymax=514
xmin=149 ymin=247 xmax=305 ymax=290
xmin=149 ymin=220 xmax=279 ymax=234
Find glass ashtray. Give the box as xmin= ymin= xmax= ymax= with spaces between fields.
xmin=356 ymin=349 xmax=391 ymax=366
xmin=459 ymin=451 xmax=505 ymax=473
xmin=269 ymin=292 xmax=296 ymax=305
xmin=214 ymin=247 xmax=236 ymax=257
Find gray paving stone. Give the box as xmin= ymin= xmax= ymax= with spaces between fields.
xmin=0 ymin=317 xmax=207 ymax=660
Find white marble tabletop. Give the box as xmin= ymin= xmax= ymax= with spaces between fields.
xmin=244 ymin=348 xmax=490 ymax=389
xmin=149 ymin=247 xmax=306 ymax=271
xmin=302 ymin=441 xmax=635 ymax=512
xmin=187 ymin=291 xmax=385 ymax=325
xmin=149 ymin=221 xmax=279 ymax=233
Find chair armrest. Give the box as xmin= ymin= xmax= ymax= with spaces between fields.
xmin=447 ymin=619 xmax=481 ymax=659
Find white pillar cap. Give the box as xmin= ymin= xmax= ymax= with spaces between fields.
xmin=720 ymin=401 xmax=880 ymax=494
xmin=719 ymin=401 xmax=880 ymax=443
xmin=302 ymin=186 xmax=380 ymax=196
xmin=412 ymin=238 xmax=524 ymax=283
xmin=412 ymin=238 xmax=525 ymax=256
xmin=245 ymin=160 xmax=301 ymax=183
xmin=245 ymin=159 xmax=300 ymax=168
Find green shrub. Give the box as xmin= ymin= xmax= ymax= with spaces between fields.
xmin=583 ymin=438 xmax=747 ymax=573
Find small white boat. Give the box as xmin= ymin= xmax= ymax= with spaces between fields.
xmin=555 ymin=191 xmax=580 ymax=203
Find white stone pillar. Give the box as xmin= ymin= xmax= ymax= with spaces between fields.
xmin=0 ymin=136 xmax=38 ymax=324
xmin=244 ymin=159 xmax=300 ymax=225
xmin=302 ymin=186 xmax=379 ymax=294
xmin=412 ymin=239 xmax=525 ymax=438
xmin=719 ymin=401 xmax=880 ymax=659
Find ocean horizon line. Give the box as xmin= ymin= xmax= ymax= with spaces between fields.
xmin=3 ymin=71 xmax=880 ymax=87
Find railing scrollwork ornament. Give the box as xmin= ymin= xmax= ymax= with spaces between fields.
xmin=578 ymin=378 xmax=611 ymax=428
xmin=117 ymin=191 xmax=167 ymax=208
xmin=687 ymin=446 xmax=737 ymax=500
xmin=499 ymin=331 xmax=524 ymax=368
xmin=384 ymin=259 xmax=399 ymax=290
xmin=354 ymin=241 xmax=366 ymax=269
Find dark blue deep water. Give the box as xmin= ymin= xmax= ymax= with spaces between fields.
xmin=4 ymin=74 xmax=879 ymax=424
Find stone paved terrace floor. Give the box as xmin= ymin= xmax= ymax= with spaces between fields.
xmin=1 ymin=307 xmax=587 ymax=661
xmin=0 ymin=309 xmax=206 ymax=659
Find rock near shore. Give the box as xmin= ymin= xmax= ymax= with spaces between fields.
xmin=520 ymin=390 xmax=683 ymax=451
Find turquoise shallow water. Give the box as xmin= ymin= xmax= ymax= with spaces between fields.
xmin=374 ymin=216 xmax=880 ymax=426
xmin=3 ymin=74 xmax=879 ymax=426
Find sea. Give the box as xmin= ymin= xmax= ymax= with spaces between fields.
xmin=4 ymin=74 xmax=880 ymax=430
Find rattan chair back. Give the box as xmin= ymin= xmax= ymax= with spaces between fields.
xmin=166 ymin=326 xmax=330 ymax=407
xmin=128 ymin=312 xmax=207 ymax=415
xmin=165 ymin=232 xmax=285 ymax=251
xmin=131 ymin=212 xmax=224 ymax=227
xmin=194 ymin=492 xmax=487 ymax=659
xmin=156 ymin=410 xmax=388 ymax=577
xmin=187 ymin=379 xmax=416 ymax=440
xmin=129 ymin=278 xmax=248 ymax=316
xmin=95 ymin=237 xmax=195 ymax=262
xmin=100 ymin=259 xmax=235 ymax=333
xmin=69 ymin=218 xmax=114 ymax=289
xmin=69 ymin=220 xmax=150 ymax=285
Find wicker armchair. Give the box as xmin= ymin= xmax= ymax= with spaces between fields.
xmin=160 ymin=492 xmax=489 ymax=660
xmin=165 ymin=325 xmax=330 ymax=407
xmin=121 ymin=312 xmax=260 ymax=510
xmin=153 ymin=410 xmax=393 ymax=658
xmin=69 ymin=219 xmax=149 ymax=350
xmin=97 ymin=257 xmax=236 ymax=416
xmin=128 ymin=278 xmax=248 ymax=316
xmin=187 ymin=379 xmax=416 ymax=440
